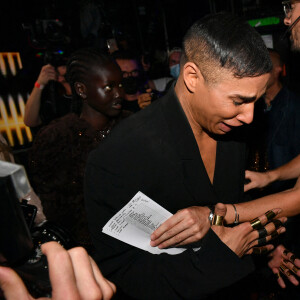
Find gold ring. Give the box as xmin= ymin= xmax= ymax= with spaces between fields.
xmin=212 ymin=214 xmax=224 ymax=226
xmin=276 ymin=272 xmax=281 ymax=279
xmin=292 ymin=266 xmax=299 ymax=274
xmin=265 ymin=210 xmax=276 ymax=221
xmin=280 ymin=265 xmax=291 ymax=276
xmin=279 ymin=265 xmax=287 ymax=274
xmin=251 ymin=217 xmax=263 ymax=230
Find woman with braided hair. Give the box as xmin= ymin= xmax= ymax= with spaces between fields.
xmin=28 ymin=47 xmax=130 ymax=251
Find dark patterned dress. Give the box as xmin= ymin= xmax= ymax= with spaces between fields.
xmin=28 ymin=112 xmax=130 ymax=249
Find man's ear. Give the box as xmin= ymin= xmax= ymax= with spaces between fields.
xmin=183 ymin=62 xmax=204 ymax=93
xmin=74 ymin=82 xmax=87 ymax=99
xmin=276 ymin=65 xmax=283 ymax=77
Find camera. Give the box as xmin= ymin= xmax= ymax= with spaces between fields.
xmin=22 ymin=19 xmax=70 ymax=66
xmin=0 ymin=161 xmax=76 ymax=297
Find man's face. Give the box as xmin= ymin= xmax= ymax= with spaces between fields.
xmin=284 ymin=1 xmax=300 ymax=51
xmin=115 ymin=59 xmax=139 ymax=78
xmin=190 ymin=70 xmax=270 ymax=135
xmin=169 ymin=51 xmax=181 ymax=67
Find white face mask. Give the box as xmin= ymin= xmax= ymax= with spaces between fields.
xmin=170 ymin=64 xmax=180 ymax=78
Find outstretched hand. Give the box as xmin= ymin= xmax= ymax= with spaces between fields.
xmin=150 ymin=206 xmax=211 ymax=248
xmin=268 ymin=245 xmax=300 ymax=288
xmin=244 ymin=170 xmax=273 ymax=192
xmin=138 ymin=89 xmax=152 ymax=109
xmin=0 ymin=242 xmax=116 ymax=300
xmin=212 ymin=204 xmax=286 ymax=257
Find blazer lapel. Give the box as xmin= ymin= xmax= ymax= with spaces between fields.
xmin=161 ymin=86 xmax=219 ymax=205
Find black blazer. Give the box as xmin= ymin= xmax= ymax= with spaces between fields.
xmin=85 ymin=86 xmax=254 ymax=300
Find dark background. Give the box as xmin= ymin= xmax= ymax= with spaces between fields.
xmin=1 ymin=0 xmax=299 ymax=160
xmin=0 ymin=0 xmax=297 ymax=82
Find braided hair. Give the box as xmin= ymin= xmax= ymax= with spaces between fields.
xmin=66 ymin=47 xmax=117 ymax=114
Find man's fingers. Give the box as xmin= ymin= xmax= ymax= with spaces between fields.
xmin=248 ymin=245 xmax=274 ymax=255
xmin=68 ymin=247 xmax=104 ymax=300
xmin=211 ymin=203 xmax=226 ymax=226
xmin=89 ymin=257 xmax=116 ymax=300
xmin=41 ymin=242 xmax=80 ymax=300
xmin=154 ymin=226 xmax=203 ymax=248
xmin=282 ymin=249 xmax=300 ymax=269
xmin=244 ymin=181 xmax=255 ymax=192
xmin=214 ymin=203 xmax=226 ymax=217
xmin=0 ymin=266 xmax=33 ymax=300
xmin=272 ymin=268 xmax=286 ymax=289
xmin=249 ymin=208 xmax=282 ymax=231
xmin=282 ymin=259 xmax=300 ymax=277
xmin=250 ymin=227 xmax=286 ymax=248
xmin=150 ymin=214 xmax=182 ymax=245
xmin=279 ymin=264 xmax=299 ymax=286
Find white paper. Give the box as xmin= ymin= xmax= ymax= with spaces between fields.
xmin=102 ymin=191 xmax=188 ymax=255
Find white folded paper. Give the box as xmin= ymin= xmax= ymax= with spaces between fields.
xmin=102 ymin=191 xmax=187 ymax=255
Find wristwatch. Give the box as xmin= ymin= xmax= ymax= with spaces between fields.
xmin=207 ymin=205 xmax=215 ymax=225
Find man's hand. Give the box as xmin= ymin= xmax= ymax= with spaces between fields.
xmin=268 ymin=245 xmax=300 ymax=288
xmin=244 ymin=170 xmax=274 ymax=192
xmin=212 ymin=204 xmax=286 ymax=257
xmin=36 ymin=64 xmax=57 ymax=86
xmin=138 ymin=89 xmax=152 ymax=109
xmin=0 ymin=242 xmax=116 ymax=300
xmin=150 ymin=206 xmax=210 ymax=248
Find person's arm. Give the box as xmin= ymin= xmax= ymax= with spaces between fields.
xmin=244 ymin=154 xmax=300 ymax=192
xmin=0 ymin=242 xmax=116 ymax=300
xmin=226 ymin=176 xmax=300 ymax=224
xmin=85 ymin=157 xmax=285 ymax=300
xmin=24 ymin=64 xmax=57 ymax=127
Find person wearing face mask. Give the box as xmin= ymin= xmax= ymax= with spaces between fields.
xmin=111 ymin=50 xmax=160 ymax=113
xmin=27 ymin=47 xmax=131 ymax=251
xmin=151 ymin=47 xmax=182 ymax=93
xmin=137 ymin=47 xmax=183 ymax=110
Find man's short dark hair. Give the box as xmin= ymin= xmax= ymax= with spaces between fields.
xmin=182 ymin=12 xmax=272 ymax=83
xmin=111 ymin=50 xmax=139 ymax=63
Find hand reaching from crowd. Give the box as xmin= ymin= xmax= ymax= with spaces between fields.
xmin=268 ymin=245 xmax=300 ymax=288
xmin=150 ymin=202 xmax=286 ymax=257
xmin=244 ymin=170 xmax=275 ymax=192
xmin=211 ymin=204 xmax=286 ymax=257
xmin=0 ymin=242 xmax=116 ymax=300
xmin=138 ymin=89 xmax=152 ymax=109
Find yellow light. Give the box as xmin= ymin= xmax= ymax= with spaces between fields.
xmin=0 ymin=94 xmax=33 ymax=147
xmin=0 ymin=52 xmax=23 ymax=77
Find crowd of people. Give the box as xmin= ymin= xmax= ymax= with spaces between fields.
xmin=1 ymin=2 xmax=300 ymax=300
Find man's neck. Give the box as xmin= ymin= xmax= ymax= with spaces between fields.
xmin=175 ymin=80 xmax=206 ymax=140
xmin=264 ymin=81 xmax=282 ymax=107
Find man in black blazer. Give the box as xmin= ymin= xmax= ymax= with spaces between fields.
xmin=85 ymin=13 xmax=278 ymax=300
